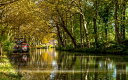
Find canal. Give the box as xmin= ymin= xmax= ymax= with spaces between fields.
xmin=10 ymin=49 xmax=128 ymax=80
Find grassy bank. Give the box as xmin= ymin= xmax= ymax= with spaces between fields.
xmin=56 ymin=42 xmax=128 ymax=55
xmin=0 ymin=56 xmax=21 ymax=80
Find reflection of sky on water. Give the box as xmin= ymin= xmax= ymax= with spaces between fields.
xmin=107 ymin=62 xmax=113 ymax=69
xmin=50 ymin=60 xmax=58 ymax=80
xmin=12 ymin=49 xmax=128 ymax=80
xmin=112 ymin=67 xmax=117 ymax=78
xmin=35 ymin=49 xmax=58 ymax=80
xmin=99 ymin=61 xmax=104 ymax=69
xmin=98 ymin=60 xmax=117 ymax=79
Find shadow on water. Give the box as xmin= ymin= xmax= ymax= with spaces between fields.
xmin=9 ymin=49 xmax=128 ymax=80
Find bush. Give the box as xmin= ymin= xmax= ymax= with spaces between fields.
xmin=3 ymin=41 xmax=14 ymax=53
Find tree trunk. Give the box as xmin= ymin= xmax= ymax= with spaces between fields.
xmin=0 ymin=44 xmax=2 ymax=56
xmin=93 ymin=0 xmax=98 ymax=48
xmin=105 ymin=23 xmax=108 ymax=41
xmin=56 ymin=24 xmax=64 ymax=47
xmin=70 ymin=13 xmax=74 ymax=36
xmin=56 ymin=9 xmax=77 ymax=47
xmin=121 ymin=0 xmax=126 ymax=41
xmin=83 ymin=18 xmax=90 ymax=48
xmin=80 ymin=14 xmax=84 ymax=48
xmin=93 ymin=18 xmax=98 ymax=48
xmin=114 ymin=0 xmax=120 ymax=43
xmin=61 ymin=20 xmax=77 ymax=47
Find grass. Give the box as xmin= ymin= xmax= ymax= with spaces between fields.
xmin=0 ymin=56 xmax=21 ymax=80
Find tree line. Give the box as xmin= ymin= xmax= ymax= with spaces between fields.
xmin=1 ymin=0 xmax=128 ymax=54
xmin=38 ymin=0 xmax=128 ymax=49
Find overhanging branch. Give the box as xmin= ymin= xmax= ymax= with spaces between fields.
xmin=0 ymin=0 xmax=19 ymax=7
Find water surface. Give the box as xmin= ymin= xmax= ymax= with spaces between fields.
xmin=10 ymin=49 xmax=128 ymax=80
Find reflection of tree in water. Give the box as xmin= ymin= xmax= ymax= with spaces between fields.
xmin=31 ymin=49 xmax=59 ymax=80
xmin=9 ymin=49 xmax=128 ymax=80
xmin=10 ymin=53 xmax=30 ymax=66
xmin=116 ymin=64 xmax=126 ymax=80
xmin=55 ymin=53 xmax=77 ymax=79
xmin=57 ymin=53 xmax=77 ymax=70
xmin=54 ymin=54 xmax=128 ymax=80
xmin=30 ymin=49 xmax=57 ymax=68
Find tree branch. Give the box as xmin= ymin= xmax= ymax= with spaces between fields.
xmin=0 ymin=0 xmax=19 ymax=7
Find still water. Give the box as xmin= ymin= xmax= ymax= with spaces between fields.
xmin=10 ymin=49 xmax=128 ymax=80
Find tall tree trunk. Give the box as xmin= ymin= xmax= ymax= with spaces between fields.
xmin=105 ymin=23 xmax=108 ymax=42
xmin=56 ymin=24 xmax=64 ymax=47
xmin=121 ymin=0 xmax=126 ymax=41
xmin=83 ymin=18 xmax=90 ymax=48
xmin=56 ymin=9 xmax=77 ymax=47
xmin=80 ymin=14 xmax=84 ymax=48
xmin=70 ymin=13 xmax=74 ymax=36
xmin=93 ymin=0 xmax=98 ymax=48
xmin=114 ymin=0 xmax=120 ymax=43
xmin=0 ymin=44 xmax=2 ymax=56
xmin=93 ymin=18 xmax=98 ymax=48
xmin=78 ymin=0 xmax=90 ymax=48
xmin=61 ymin=20 xmax=77 ymax=47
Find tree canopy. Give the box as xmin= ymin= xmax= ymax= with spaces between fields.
xmin=1 ymin=0 xmax=128 ymax=54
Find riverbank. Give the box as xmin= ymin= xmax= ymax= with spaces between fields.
xmin=56 ymin=42 xmax=128 ymax=55
xmin=0 ymin=55 xmax=21 ymax=80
